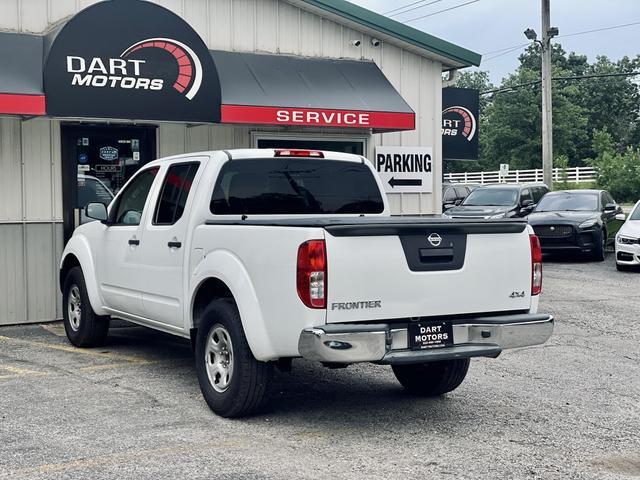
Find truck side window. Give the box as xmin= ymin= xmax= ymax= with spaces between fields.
xmin=153 ymin=163 xmax=200 ymax=225
xmin=110 ymin=167 xmax=159 ymax=225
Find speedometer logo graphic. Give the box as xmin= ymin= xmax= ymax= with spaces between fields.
xmin=121 ymin=37 xmax=203 ymax=100
xmin=442 ymin=105 xmax=476 ymax=141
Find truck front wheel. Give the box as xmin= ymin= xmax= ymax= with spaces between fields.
xmin=63 ymin=266 xmax=110 ymax=347
xmin=392 ymin=358 xmax=470 ymax=396
xmin=195 ymin=300 xmax=273 ymax=418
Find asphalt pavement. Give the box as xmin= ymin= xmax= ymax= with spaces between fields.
xmin=0 ymin=255 xmax=638 ymax=479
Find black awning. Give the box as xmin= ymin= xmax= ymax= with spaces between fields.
xmin=0 ymin=0 xmax=414 ymax=132
xmin=212 ymin=50 xmax=414 ymax=132
xmin=0 ymin=32 xmax=45 ymax=115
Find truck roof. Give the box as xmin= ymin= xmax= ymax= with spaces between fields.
xmin=148 ymin=148 xmax=365 ymax=166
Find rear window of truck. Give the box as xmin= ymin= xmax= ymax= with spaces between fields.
xmin=210 ymin=158 xmax=384 ymax=215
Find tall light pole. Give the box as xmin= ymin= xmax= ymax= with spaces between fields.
xmin=525 ymin=0 xmax=558 ymax=190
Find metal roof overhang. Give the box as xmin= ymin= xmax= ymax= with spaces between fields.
xmin=213 ymin=50 xmax=415 ymax=132
xmin=0 ymin=32 xmax=46 ymax=115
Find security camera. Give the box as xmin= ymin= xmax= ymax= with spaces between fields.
xmin=350 ymin=39 xmax=361 ymax=47
xmin=370 ymin=38 xmax=381 ymax=47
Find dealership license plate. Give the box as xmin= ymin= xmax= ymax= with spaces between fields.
xmin=408 ymin=321 xmax=454 ymax=350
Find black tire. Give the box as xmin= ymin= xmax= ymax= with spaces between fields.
xmin=392 ymin=358 xmax=470 ymax=396
xmin=592 ymin=229 xmax=606 ymax=262
xmin=195 ymin=300 xmax=273 ymax=418
xmin=62 ymin=266 xmax=110 ymax=347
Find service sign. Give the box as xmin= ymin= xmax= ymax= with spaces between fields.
xmin=375 ymin=146 xmax=433 ymax=194
xmin=442 ymin=87 xmax=479 ymax=161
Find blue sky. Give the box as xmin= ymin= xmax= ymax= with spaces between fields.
xmin=351 ymin=0 xmax=640 ymax=84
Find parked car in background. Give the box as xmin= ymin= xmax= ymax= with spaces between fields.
xmin=443 ymin=183 xmax=549 ymax=219
xmin=442 ymin=182 xmax=476 ymax=211
xmin=528 ymin=190 xmax=624 ymax=261
xmin=615 ymin=200 xmax=640 ymax=271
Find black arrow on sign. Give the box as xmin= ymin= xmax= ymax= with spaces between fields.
xmin=388 ymin=177 xmax=423 ymax=188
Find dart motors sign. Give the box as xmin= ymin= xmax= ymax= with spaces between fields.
xmin=43 ymin=0 xmax=220 ymax=122
xmin=442 ymin=87 xmax=479 ymax=161
xmin=375 ymin=146 xmax=433 ymax=194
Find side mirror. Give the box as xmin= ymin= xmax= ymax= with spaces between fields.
xmin=443 ymin=203 xmax=455 ymax=211
xmin=85 ymin=202 xmax=108 ymax=222
xmin=454 ymin=198 xmax=463 ymax=206
xmin=521 ymin=199 xmax=534 ymax=207
xmin=615 ymin=213 xmax=626 ymax=221
xmin=604 ymin=203 xmax=617 ymax=212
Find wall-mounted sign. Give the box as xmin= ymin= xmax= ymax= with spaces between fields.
xmin=95 ymin=164 xmax=122 ymax=173
xmin=99 ymin=146 xmax=118 ymax=161
xmin=442 ymin=87 xmax=479 ymax=161
xmin=43 ymin=0 xmax=221 ymax=123
xmin=374 ymin=146 xmax=433 ymax=194
xmin=220 ymin=106 xmax=415 ymax=131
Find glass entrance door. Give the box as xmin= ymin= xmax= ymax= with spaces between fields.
xmin=61 ymin=124 xmax=157 ymax=241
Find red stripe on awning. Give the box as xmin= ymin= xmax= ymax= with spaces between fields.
xmin=220 ymin=105 xmax=415 ymax=131
xmin=0 ymin=94 xmax=46 ymax=115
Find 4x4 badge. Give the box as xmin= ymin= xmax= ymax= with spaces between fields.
xmin=509 ymin=291 xmax=525 ymax=298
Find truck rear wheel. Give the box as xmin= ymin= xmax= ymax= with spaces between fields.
xmin=63 ymin=266 xmax=110 ymax=347
xmin=195 ymin=300 xmax=273 ymax=418
xmin=392 ymin=358 xmax=470 ymax=396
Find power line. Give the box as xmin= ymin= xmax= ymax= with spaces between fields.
xmin=480 ymin=71 xmax=640 ymax=95
xmin=389 ymin=0 xmax=445 ymax=18
xmin=480 ymin=20 xmax=640 ymax=64
xmin=403 ymin=0 xmax=480 ymax=23
xmin=482 ymin=43 xmax=530 ymax=56
xmin=483 ymin=45 xmax=528 ymax=62
xmin=385 ymin=0 xmax=444 ymax=18
xmin=558 ymin=20 xmax=640 ymax=39
xmin=384 ymin=0 xmax=432 ymax=15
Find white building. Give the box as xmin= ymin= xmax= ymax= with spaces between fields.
xmin=0 ymin=0 xmax=480 ymax=325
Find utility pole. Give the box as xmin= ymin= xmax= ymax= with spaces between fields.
xmin=525 ymin=1 xmax=558 ymax=190
xmin=540 ymin=0 xmax=553 ymax=190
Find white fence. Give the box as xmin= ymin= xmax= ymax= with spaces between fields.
xmin=444 ymin=166 xmax=596 ymax=185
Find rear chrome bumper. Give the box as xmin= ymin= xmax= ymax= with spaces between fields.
xmin=298 ymin=313 xmax=554 ymax=365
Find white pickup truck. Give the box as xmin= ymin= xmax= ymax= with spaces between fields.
xmin=60 ymin=148 xmax=553 ymax=417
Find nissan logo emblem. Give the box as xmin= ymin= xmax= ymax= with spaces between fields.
xmin=428 ymin=233 xmax=442 ymax=247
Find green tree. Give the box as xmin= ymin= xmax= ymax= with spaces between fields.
xmin=462 ymin=44 xmax=640 ymax=175
xmin=589 ymin=128 xmax=640 ymax=202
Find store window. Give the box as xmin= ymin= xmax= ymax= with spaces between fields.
xmin=256 ymin=137 xmax=365 ymax=156
xmin=62 ymin=124 xmax=157 ymax=240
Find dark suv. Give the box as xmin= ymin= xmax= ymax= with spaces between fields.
xmin=442 ymin=183 xmax=477 ymax=211
xmin=443 ymin=183 xmax=549 ymax=219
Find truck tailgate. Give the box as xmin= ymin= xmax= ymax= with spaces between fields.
xmin=324 ymin=220 xmax=532 ymax=323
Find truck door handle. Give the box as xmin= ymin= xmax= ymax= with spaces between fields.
xmin=168 ymin=241 xmax=182 ymax=249
xmin=128 ymin=238 xmax=140 ymax=246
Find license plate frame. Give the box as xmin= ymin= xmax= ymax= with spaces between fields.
xmin=408 ymin=321 xmax=454 ymax=350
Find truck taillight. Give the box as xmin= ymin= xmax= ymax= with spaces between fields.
xmin=530 ymin=234 xmax=542 ymax=295
xmin=297 ymin=240 xmax=326 ymax=309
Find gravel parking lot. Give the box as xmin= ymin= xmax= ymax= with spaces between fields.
xmin=1 ymin=256 xmax=638 ymax=480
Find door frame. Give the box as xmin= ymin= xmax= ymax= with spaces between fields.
xmin=60 ymin=123 xmax=157 ymax=242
